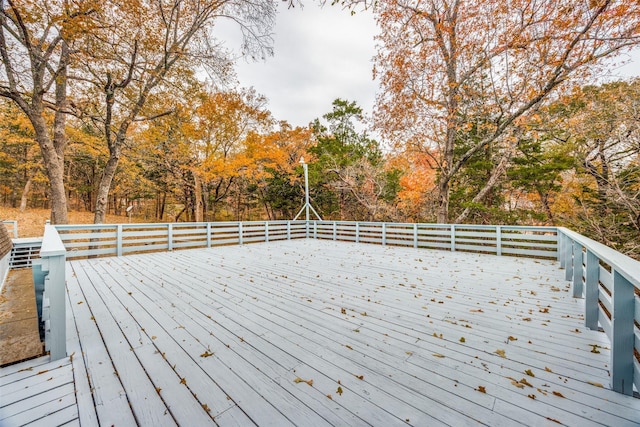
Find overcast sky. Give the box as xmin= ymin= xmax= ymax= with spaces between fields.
xmin=218 ymin=4 xmax=639 ymax=130
xmin=218 ymin=3 xmax=377 ymax=128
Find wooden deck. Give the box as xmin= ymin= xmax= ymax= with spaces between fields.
xmin=1 ymin=240 xmax=639 ymax=426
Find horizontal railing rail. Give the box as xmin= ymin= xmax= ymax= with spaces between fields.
xmin=53 ymin=221 xmax=559 ymax=260
xmin=557 ymin=227 xmax=640 ymax=396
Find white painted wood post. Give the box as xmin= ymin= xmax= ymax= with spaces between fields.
xmin=207 ymin=223 xmax=212 ymax=248
xmin=305 ymin=221 xmax=309 ymax=239
xmin=333 ymin=222 xmax=337 ymax=241
xmin=556 ymin=230 xmax=562 ymax=262
xmin=565 ymin=237 xmax=574 ymax=281
xmin=286 ymin=221 xmax=291 ymax=240
xmin=382 ymin=223 xmax=387 ymax=246
xmin=572 ymin=241 xmax=583 ymax=298
xmin=116 ymin=224 xmax=123 ymax=257
xmin=584 ymin=250 xmax=599 ymax=330
xmin=313 ymin=221 xmax=318 ymax=239
xmin=168 ymin=224 xmax=174 ymax=251
xmin=265 ymin=222 xmax=269 ymax=243
xmin=496 ymin=226 xmax=502 ymax=256
xmin=41 ymin=225 xmax=66 ymax=361
xmin=355 ymin=222 xmax=360 ymax=243
xmin=610 ymin=270 xmax=634 ymax=395
xmin=239 ymin=222 xmax=244 ymax=245
xmin=450 ymin=225 xmax=456 ymax=252
xmin=413 ymin=224 xmax=418 ymax=248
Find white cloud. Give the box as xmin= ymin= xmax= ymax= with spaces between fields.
xmin=217 ymin=3 xmax=378 ymax=128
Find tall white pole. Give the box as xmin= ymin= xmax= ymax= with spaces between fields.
xmin=303 ymin=162 xmax=310 ymax=222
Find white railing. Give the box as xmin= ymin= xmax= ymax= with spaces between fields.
xmin=2 ymin=220 xmax=18 ymax=238
xmin=53 ymin=221 xmax=558 ymax=260
xmin=558 ymin=227 xmax=640 ymax=396
xmin=45 ymin=220 xmax=640 ymax=395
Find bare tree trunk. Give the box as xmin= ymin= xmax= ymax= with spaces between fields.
xmin=19 ymin=177 xmax=32 ymax=212
xmin=194 ymin=173 xmax=204 ymax=222
xmin=455 ymin=150 xmax=513 ymax=223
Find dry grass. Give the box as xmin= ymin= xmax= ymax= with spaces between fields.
xmin=0 ymin=208 xmax=128 ymax=238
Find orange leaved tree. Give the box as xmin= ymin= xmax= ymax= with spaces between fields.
xmin=373 ymin=0 xmax=640 ymax=223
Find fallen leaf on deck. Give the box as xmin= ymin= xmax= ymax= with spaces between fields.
xmin=337 ymin=386 xmax=343 ymax=396
xmin=200 ymin=350 xmax=214 ymax=358
xmin=345 ymin=345 xmax=353 ymax=350
xmin=588 ymin=381 xmax=604 ymax=388
xmin=511 ymin=381 xmax=525 ymax=389
xmin=520 ymin=378 xmax=533 ymax=387
xmin=552 ymin=391 xmax=565 ymax=398
xmin=545 ymin=367 xmax=552 ymax=372
xmin=202 ymin=404 xmax=211 ymax=412
xmin=476 ymin=386 xmax=486 ymax=393
xmin=524 ymin=369 xmax=535 ymax=377
xmin=355 ymin=375 xmax=364 ymax=380
xmin=470 ymin=309 xmax=484 ymax=313
xmin=495 ymin=349 xmax=506 ymax=358
xmin=326 ymin=394 xmax=332 ymax=400
xmin=341 ymin=308 xmax=347 ymax=315
xmin=432 ymin=353 xmax=445 ymax=358
xmin=293 ymin=377 xmax=313 ymax=386
xmin=508 ymin=336 xmax=518 ymax=341
xmin=546 ymin=417 xmax=561 ymax=424
xmin=77 ymin=301 xmax=83 ymax=304
xmin=180 ymin=378 xmax=187 ymax=385
xmin=405 ymin=351 xmax=413 ymax=356
xmin=528 ymin=394 xmax=536 ymax=399
xmin=459 ymin=337 xmax=466 ymax=343
xmin=590 ymin=344 xmax=600 ymax=353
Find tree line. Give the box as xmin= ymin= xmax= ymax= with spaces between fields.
xmin=1 ymin=1 xmax=639 ymax=258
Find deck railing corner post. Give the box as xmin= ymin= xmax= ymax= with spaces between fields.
xmin=40 ymin=225 xmax=67 ymax=361
xmin=496 ymin=225 xmax=502 ymax=256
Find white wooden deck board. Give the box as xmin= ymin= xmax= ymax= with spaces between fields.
xmin=1 ymin=239 xmax=639 ymax=426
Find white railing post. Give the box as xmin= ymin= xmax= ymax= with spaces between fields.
xmin=584 ymin=250 xmax=599 ymax=330
xmin=333 ymin=222 xmax=337 ymax=241
xmin=168 ymin=224 xmax=174 ymax=251
xmin=355 ymin=222 xmax=360 ymax=243
xmin=239 ymin=222 xmax=244 ymax=245
xmin=610 ymin=270 xmax=634 ymax=395
xmin=413 ymin=224 xmax=418 ymax=248
xmin=496 ymin=226 xmax=502 ymax=256
xmin=40 ymin=225 xmax=66 ymax=361
xmin=207 ymin=222 xmax=212 ymax=248
xmin=265 ymin=221 xmax=269 ymax=243
xmin=116 ymin=224 xmax=123 ymax=257
xmin=565 ymin=238 xmax=574 ymax=281
xmin=382 ymin=223 xmax=387 ymax=246
xmin=450 ymin=225 xmax=456 ymax=252
xmin=556 ymin=230 xmax=562 ymax=262
xmin=305 ymin=221 xmax=309 ymax=239
xmin=572 ymin=241 xmax=583 ymax=298
xmin=313 ymin=221 xmax=318 ymax=239
xmin=287 ymin=221 xmax=291 ymax=240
